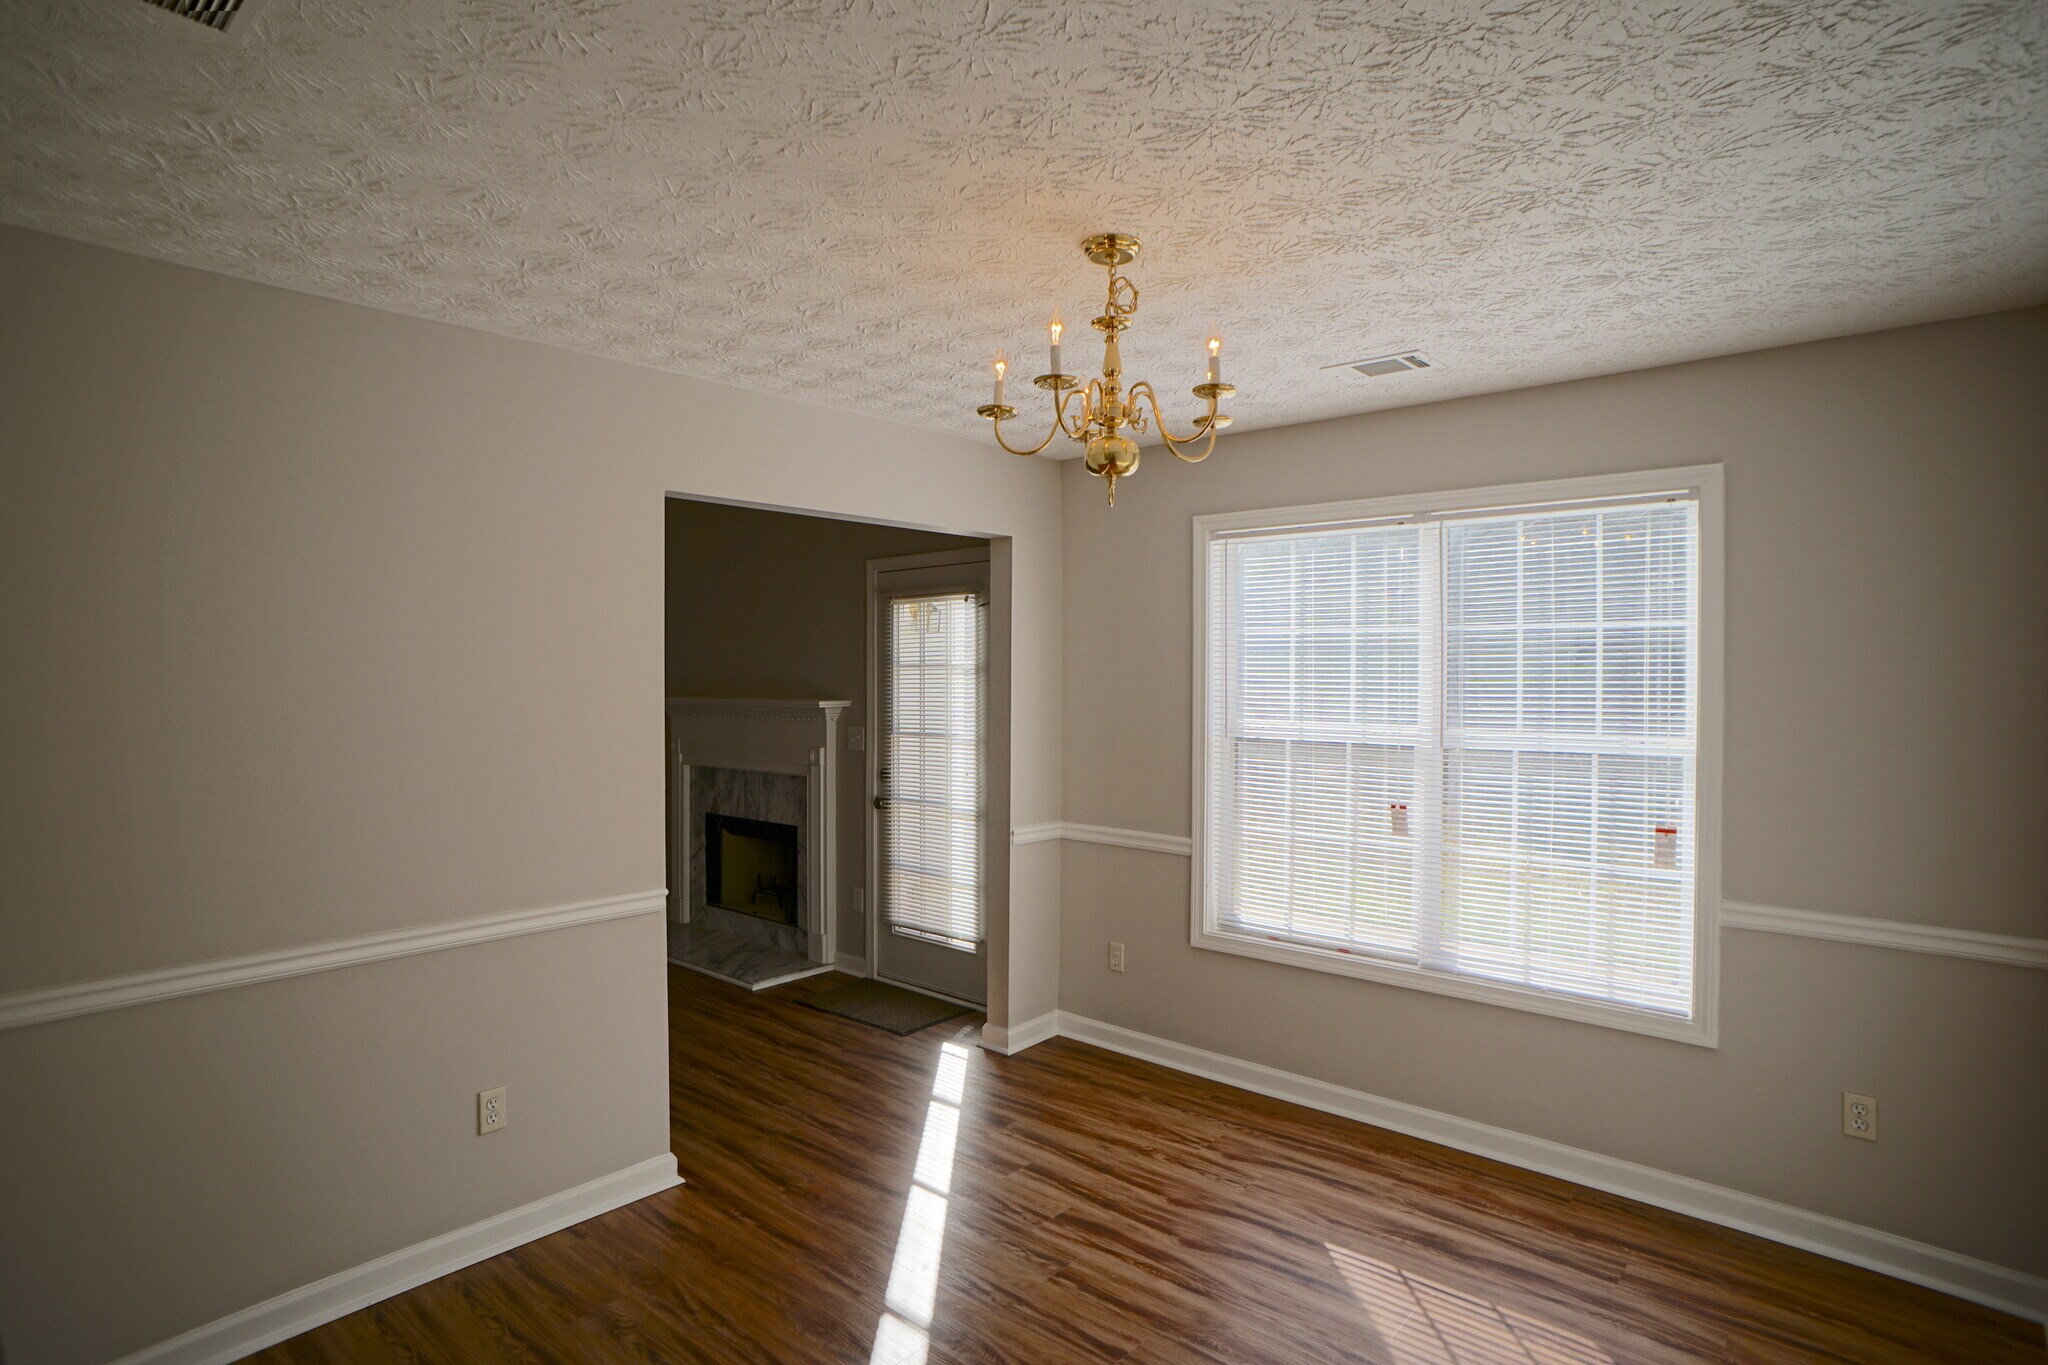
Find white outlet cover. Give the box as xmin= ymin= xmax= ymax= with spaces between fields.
xmin=478 ymin=1085 xmax=507 ymax=1135
xmin=1842 ymin=1092 xmax=1877 ymax=1142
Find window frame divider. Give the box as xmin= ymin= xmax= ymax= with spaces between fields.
xmin=1414 ymin=521 xmax=1450 ymax=974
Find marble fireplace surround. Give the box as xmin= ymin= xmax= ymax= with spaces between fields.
xmin=666 ymin=698 xmax=848 ymax=965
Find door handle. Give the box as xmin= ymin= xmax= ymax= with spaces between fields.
xmin=873 ymin=796 xmax=889 ymax=810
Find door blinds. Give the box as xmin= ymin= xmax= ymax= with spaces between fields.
xmin=882 ymin=593 xmax=986 ymax=947
xmin=1203 ymin=496 xmax=1699 ymax=1017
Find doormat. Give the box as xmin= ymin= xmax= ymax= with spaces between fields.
xmin=800 ymin=979 xmax=972 ymax=1035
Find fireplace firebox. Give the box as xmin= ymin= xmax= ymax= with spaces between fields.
xmin=703 ymin=812 xmax=800 ymax=926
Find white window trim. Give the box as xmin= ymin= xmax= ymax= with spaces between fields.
xmin=1189 ymin=465 xmax=1724 ymax=1047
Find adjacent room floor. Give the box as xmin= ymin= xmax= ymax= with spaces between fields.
xmin=255 ymin=969 xmax=2045 ymax=1364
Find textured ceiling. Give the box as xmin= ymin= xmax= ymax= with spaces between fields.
xmin=4 ymin=0 xmax=2046 ymax=454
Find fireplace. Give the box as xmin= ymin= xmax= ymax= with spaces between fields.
xmin=704 ymin=813 xmax=799 ymax=926
xmin=667 ymin=697 xmax=850 ymax=968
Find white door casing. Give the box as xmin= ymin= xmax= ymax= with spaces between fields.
xmin=868 ymin=550 xmax=991 ymax=1005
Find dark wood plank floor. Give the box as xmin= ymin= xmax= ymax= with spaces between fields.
xmin=257 ymin=967 xmax=2044 ymax=1364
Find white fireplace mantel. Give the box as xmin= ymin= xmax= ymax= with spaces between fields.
xmin=665 ymin=698 xmax=849 ymax=965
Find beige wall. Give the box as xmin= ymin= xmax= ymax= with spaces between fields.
xmin=0 ymin=918 xmax=668 ymax=1365
xmin=0 ymin=225 xmax=1062 ymax=1363
xmin=1058 ymin=307 xmax=2048 ymax=1277
xmin=664 ymin=498 xmax=983 ymax=951
xmin=5 ymin=214 xmax=2040 ymax=1360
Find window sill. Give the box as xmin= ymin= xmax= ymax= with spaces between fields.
xmin=1191 ymin=924 xmax=1716 ymax=1047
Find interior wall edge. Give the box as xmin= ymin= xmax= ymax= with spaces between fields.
xmin=978 ymin=1009 xmax=1061 ymax=1056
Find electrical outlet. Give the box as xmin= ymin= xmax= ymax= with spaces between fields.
xmin=1842 ymin=1092 xmax=1876 ymax=1142
xmin=478 ymin=1086 xmax=507 ymax=1135
xmin=848 ymin=726 xmax=865 ymax=752
xmin=1108 ymin=941 xmax=1126 ymax=973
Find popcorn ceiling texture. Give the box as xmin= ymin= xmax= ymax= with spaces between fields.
xmin=3 ymin=0 xmax=2045 ymax=449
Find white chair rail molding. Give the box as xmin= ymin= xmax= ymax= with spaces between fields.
xmin=1012 ymin=825 xmax=2048 ymax=971
xmin=0 ymin=891 xmax=673 ymax=1032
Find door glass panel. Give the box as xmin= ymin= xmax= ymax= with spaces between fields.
xmin=882 ymin=593 xmax=985 ymax=952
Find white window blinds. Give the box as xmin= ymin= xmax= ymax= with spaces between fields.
xmin=882 ymin=593 xmax=986 ymax=947
xmin=1202 ymin=493 xmax=1701 ymax=1021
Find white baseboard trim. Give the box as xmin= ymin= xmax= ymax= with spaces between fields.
xmin=1055 ymin=1012 xmax=2048 ymax=1325
xmin=979 ymin=1009 xmax=1060 ymax=1055
xmin=1 ymin=889 xmax=671 ymax=1031
xmin=832 ymin=952 xmax=872 ymax=978
xmin=112 ymin=1154 xmax=681 ymax=1365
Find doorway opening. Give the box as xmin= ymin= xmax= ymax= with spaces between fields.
xmin=663 ymin=496 xmax=996 ymax=1008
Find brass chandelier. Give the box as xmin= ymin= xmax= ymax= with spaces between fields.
xmin=977 ymin=233 xmax=1235 ymax=505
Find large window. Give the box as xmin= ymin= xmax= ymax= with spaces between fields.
xmin=1193 ymin=468 xmax=1721 ymax=1043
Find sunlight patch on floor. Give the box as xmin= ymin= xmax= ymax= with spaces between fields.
xmin=1326 ymin=1242 xmax=1613 ymax=1364
xmin=870 ymin=1039 xmax=976 ymax=1365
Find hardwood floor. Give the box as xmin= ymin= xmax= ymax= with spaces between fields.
xmin=256 ymin=967 xmax=2044 ymax=1364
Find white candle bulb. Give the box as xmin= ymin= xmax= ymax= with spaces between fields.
xmin=992 ymin=350 xmax=1008 ymax=406
xmin=1207 ymin=335 xmax=1223 ymax=386
xmin=1048 ymin=311 xmax=1064 ymax=376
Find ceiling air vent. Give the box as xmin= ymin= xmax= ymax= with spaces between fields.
xmin=138 ymin=0 xmax=245 ymax=31
xmin=1324 ymin=351 xmax=1434 ymax=378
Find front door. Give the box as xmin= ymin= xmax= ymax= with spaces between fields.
xmin=871 ymin=555 xmax=989 ymax=1004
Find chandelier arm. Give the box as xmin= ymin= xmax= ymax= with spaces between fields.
xmin=1057 ymin=385 xmax=1092 ymax=441
xmin=988 ymin=409 xmax=1067 ymax=458
xmin=1129 ymin=382 xmax=1222 ymax=463
xmin=1159 ymin=424 xmax=1220 ymax=464
xmin=1078 ymin=379 xmax=1106 ymax=433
